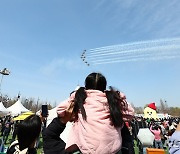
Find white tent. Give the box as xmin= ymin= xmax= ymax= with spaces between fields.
xmin=0 ymin=102 xmax=10 ymax=116
xmin=46 ymin=107 xmax=58 ymax=126
xmin=7 ymin=99 xmax=29 ymax=116
xmin=46 ymin=105 xmax=72 ymax=143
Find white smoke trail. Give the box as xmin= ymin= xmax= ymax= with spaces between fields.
xmin=88 ymin=38 xmax=180 ymax=54
xmin=93 ymin=55 xmax=180 ymax=65
xmin=86 ymin=45 xmax=180 ymax=60
xmin=81 ymin=38 xmax=180 ymax=65
xmin=90 ymin=51 xmax=180 ymax=65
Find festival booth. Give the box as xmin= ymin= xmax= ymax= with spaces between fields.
xmin=0 ymin=102 xmax=10 ymax=116
xmin=146 ymin=148 xmax=165 ymax=154
xmin=13 ymin=111 xmax=35 ymax=121
xmin=7 ymin=99 xmax=29 ymax=116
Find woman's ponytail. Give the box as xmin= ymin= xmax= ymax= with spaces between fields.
xmin=73 ymin=87 xmax=87 ymax=120
xmin=105 ymin=87 xmax=126 ymax=127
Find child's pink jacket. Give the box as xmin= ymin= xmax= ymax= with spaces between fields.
xmin=57 ymin=90 xmax=134 ymax=154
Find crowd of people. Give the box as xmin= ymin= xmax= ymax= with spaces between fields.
xmin=127 ymin=116 xmax=179 ymax=153
xmin=0 ymin=72 xmax=179 ymax=154
xmin=0 ymin=116 xmax=15 ymax=145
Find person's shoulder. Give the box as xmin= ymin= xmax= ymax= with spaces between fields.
xmin=7 ymin=140 xmax=28 ymax=154
xmin=169 ymin=131 xmax=180 ymax=154
xmin=7 ymin=140 xmax=19 ymax=154
xmin=171 ymin=131 xmax=180 ymax=139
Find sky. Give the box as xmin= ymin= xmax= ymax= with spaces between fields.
xmin=0 ymin=0 xmax=180 ymax=107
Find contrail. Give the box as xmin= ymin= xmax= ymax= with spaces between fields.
xmin=93 ymin=55 xmax=180 ymax=65
xmin=80 ymin=38 xmax=180 ymax=66
xmin=86 ymin=45 xmax=180 ymax=60
xmin=86 ymin=45 xmax=180 ymax=61
xmin=88 ymin=38 xmax=180 ymax=53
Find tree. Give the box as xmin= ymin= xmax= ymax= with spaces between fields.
xmin=158 ymin=99 xmax=169 ymax=113
xmin=134 ymin=107 xmax=143 ymax=114
xmin=168 ymin=107 xmax=180 ymax=117
xmin=1 ymin=94 xmax=15 ymax=108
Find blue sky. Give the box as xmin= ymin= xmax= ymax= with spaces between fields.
xmin=0 ymin=0 xmax=180 ymax=107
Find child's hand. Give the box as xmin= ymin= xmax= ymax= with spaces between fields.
xmin=60 ymin=102 xmax=74 ymax=124
xmin=40 ymin=111 xmax=48 ymax=122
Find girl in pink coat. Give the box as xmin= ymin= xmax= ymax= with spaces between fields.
xmin=57 ymin=72 xmax=134 ymax=154
xmin=150 ymin=124 xmax=163 ymax=149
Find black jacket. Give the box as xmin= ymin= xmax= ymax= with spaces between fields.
xmin=43 ymin=117 xmax=134 ymax=154
xmin=43 ymin=117 xmax=67 ymax=154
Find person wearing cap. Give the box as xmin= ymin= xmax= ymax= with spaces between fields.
xmin=169 ymin=123 xmax=180 ymax=154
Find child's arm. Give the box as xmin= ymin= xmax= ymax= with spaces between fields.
xmin=150 ymin=125 xmax=155 ymax=133
xmin=57 ymin=92 xmax=75 ymax=117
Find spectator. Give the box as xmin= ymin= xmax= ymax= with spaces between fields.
xmin=57 ymin=72 xmax=134 ymax=153
xmin=3 ymin=120 xmax=11 ymax=144
xmin=169 ymin=123 xmax=180 ymax=154
xmin=43 ymin=101 xmax=74 ymax=154
xmin=150 ymin=124 xmax=163 ymax=149
xmin=10 ymin=120 xmax=19 ymax=143
xmin=7 ymin=115 xmax=42 ymax=154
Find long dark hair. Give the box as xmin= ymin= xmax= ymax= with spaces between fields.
xmin=17 ymin=115 xmax=41 ymax=151
xmin=73 ymin=72 xmax=127 ymax=127
xmin=105 ymin=86 xmax=127 ymax=127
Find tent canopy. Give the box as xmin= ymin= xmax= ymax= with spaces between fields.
xmin=14 ymin=111 xmax=35 ymax=121
xmin=0 ymin=102 xmax=9 ymax=112
xmin=0 ymin=102 xmax=10 ymax=116
xmin=7 ymin=99 xmax=29 ymax=116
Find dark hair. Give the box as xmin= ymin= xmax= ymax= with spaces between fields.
xmin=85 ymin=72 xmax=107 ymax=92
xmin=73 ymin=87 xmax=87 ymax=120
xmin=73 ymin=72 xmax=127 ymax=127
xmin=153 ymin=124 xmax=159 ymax=130
xmin=17 ymin=115 xmax=41 ymax=151
xmin=105 ymin=86 xmax=127 ymax=127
